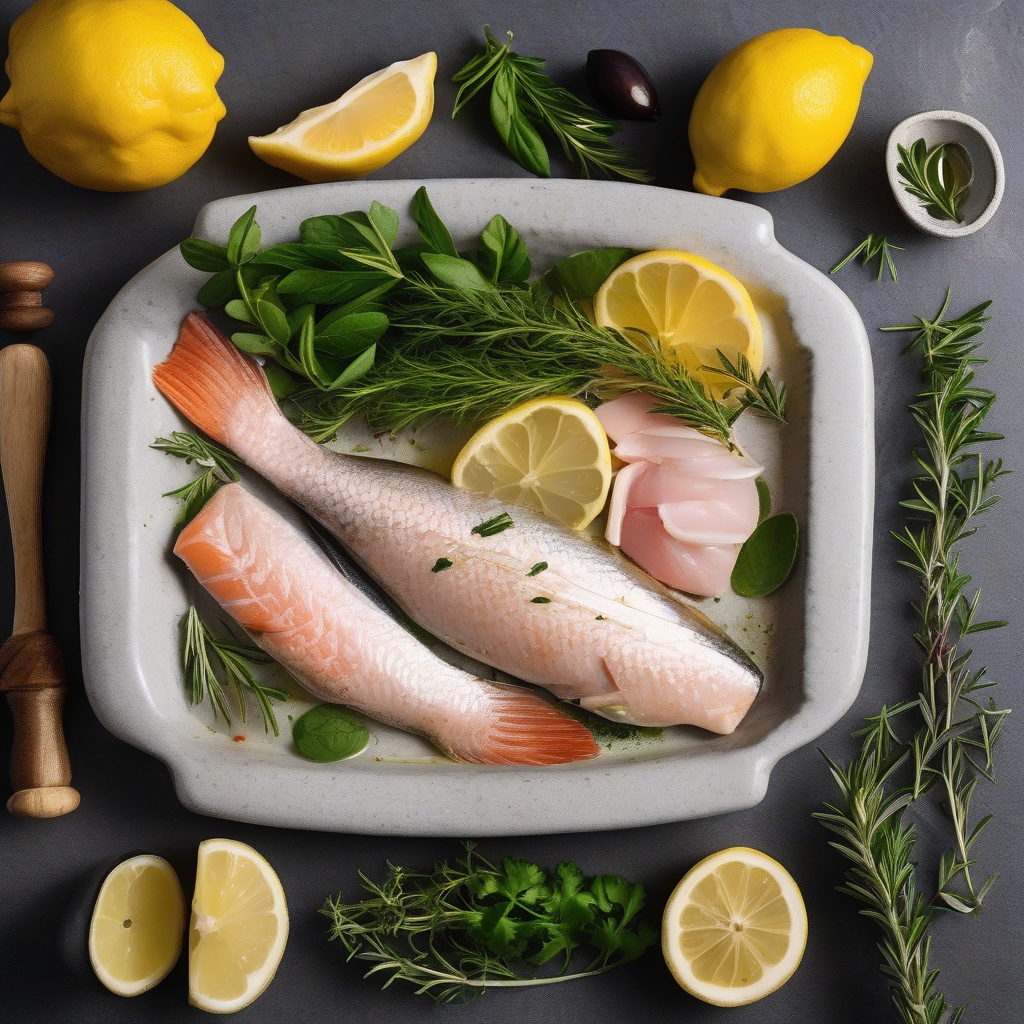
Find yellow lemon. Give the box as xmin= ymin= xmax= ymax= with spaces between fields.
xmin=0 ymin=0 xmax=225 ymax=191
xmin=451 ymin=397 xmax=613 ymax=530
xmin=689 ymin=28 xmax=873 ymax=196
xmin=662 ymin=847 xmax=808 ymax=1007
xmin=188 ymin=838 xmax=289 ymax=1014
xmin=249 ymin=52 xmax=436 ymax=182
xmin=594 ymin=249 xmax=763 ymax=397
xmin=88 ymin=853 xmax=185 ymax=997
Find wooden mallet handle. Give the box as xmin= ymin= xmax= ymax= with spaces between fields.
xmin=0 ymin=344 xmax=78 ymax=817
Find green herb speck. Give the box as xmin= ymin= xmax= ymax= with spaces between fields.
xmin=527 ymin=561 xmax=548 ymax=577
xmin=531 ymin=596 xmax=552 ymax=604
xmin=432 ymin=557 xmax=454 ymax=573
xmin=472 ymin=512 xmax=515 ymax=537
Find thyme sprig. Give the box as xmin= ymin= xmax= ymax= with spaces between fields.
xmin=321 ymin=843 xmax=656 ymax=1002
xmin=152 ymin=431 xmax=240 ymax=524
xmin=830 ymin=232 xmax=903 ymax=283
xmin=816 ymin=292 xmax=1010 ymax=1024
xmin=182 ymin=605 xmax=288 ymax=735
xmin=453 ymin=27 xmax=650 ymax=182
xmin=896 ymin=140 xmax=971 ymax=223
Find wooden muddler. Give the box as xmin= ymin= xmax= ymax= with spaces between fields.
xmin=0 ymin=344 xmax=78 ymax=817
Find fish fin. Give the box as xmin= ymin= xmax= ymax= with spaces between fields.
xmin=450 ymin=689 xmax=600 ymax=766
xmin=153 ymin=311 xmax=279 ymax=448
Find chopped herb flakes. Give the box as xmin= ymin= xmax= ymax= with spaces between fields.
xmin=431 ymin=557 xmax=454 ymax=573
xmin=531 ymin=596 xmax=552 ymax=604
xmin=472 ymin=512 xmax=515 ymax=536
xmin=527 ymin=561 xmax=548 ymax=576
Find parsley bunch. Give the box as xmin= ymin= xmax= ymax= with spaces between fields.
xmin=322 ymin=843 xmax=656 ymax=1002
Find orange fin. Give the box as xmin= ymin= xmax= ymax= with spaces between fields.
xmin=452 ymin=690 xmax=600 ymax=766
xmin=153 ymin=311 xmax=278 ymax=448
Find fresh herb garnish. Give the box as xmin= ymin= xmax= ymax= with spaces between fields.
xmin=896 ymin=139 xmax=972 ymax=223
xmin=731 ymin=512 xmax=799 ymax=598
xmin=181 ymin=605 xmax=289 ymax=735
xmin=472 ymin=512 xmax=515 ymax=536
xmin=530 ymin=596 xmax=552 ymax=604
xmin=830 ymin=232 xmax=903 ymax=282
xmin=432 ymin=556 xmax=454 ymax=572
xmin=292 ymin=704 xmax=369 ymax=761
xmin=452 ymin=27 xmax=650 ymax=182
xmin=527 ymin=561 xmax=548 ymax=576
xmin=152 ymin=431 xmax=240 ymax=525
xmin=816 ymin=292 xmax=1009 ymax=1024
xmin=321 ymin=843 xmax=656 ymax=1002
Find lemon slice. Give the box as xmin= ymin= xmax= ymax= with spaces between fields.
xmin=88 ymin=853 xmax=185 ymax=997
xmin=662 ymin=846 xmax=807 ymax=1007
xmin=188 ymin=838 xmax=289 ymax=1014
xmin=248 ymin=52 xmax=436 ymax=181
xmin=594 ymin=250 xmax=763 ymax=397
xmin=451 ymin=397 xmax=613 ymax=530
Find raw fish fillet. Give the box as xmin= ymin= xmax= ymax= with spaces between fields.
xmin=175 ymin=482 xmax=599 ymax=765
xmin=155 ymin=313 xmax=763 ymax=733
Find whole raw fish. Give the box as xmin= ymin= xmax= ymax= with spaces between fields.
xmin=175 ymin=481 xmax=599 ymax=765
xmin=155 ymin=312 xmax=763 ymax=733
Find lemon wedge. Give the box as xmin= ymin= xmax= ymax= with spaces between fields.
xmin=451 ymin=397 xmax=613 ymax=530
xmin=661 ymin=846 xmax=807 ymax=1007
xmin=88 ymin=853 xmax=185 ymax=997
xmin=594 ymin=249 xmax=763 ymax=397
xmin=188 ymin=838 xmax=289 ymax=1014
xmin=248 ymin=52 xmax=436 ymax=181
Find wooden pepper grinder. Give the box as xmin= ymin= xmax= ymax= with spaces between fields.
xmin=0 ymin=262 xmax=56 ymax=333
xmin=0 ymin=343 xmax=79 ymax=816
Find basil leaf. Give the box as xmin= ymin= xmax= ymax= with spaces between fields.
xmin=226 ymin=206 xmax=261 ymax=265
xmin=316 ymin=311 xmax=389 ymax=359
xmin=231 ymin=332 xmax=280 ymax=356
xmin=755 ymin=477 xmax=772 ymax=522
xmin=490 ymin=63 xmax=550 ymax=177
xmin=412 ymin=186 xmax=459 ymax=257
xmin=196 ymin=269 xmax=237 ymax=307
xmin=477 ymin=214 xmax=531 ymax=285
xmin=330 ymin=342 xmax=377 ymax=388
xmin=731 ymin=512 xmax=799 ymax=598
xmin=368 ymin=200 xmax=400 ymax=249
xmin=180 ymin=237 xmax=230 ymax=273
xmin=541 ymin=247 xmax=635 ymax=302
xmin=256 ymin=299 xmax=291 ymax=346
xmin=277 ymin=268 xmax=395 ymax=305
xmin=422 ymin=253 xmax=496 ymax=293
xmin=253 ymin=242 xmax=361 ymax=271
xmin=292 ymin=704 xmax=370 ymax=762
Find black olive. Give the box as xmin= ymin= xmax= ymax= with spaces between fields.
xmin=586 ymin=49 xmax=661 ymax=121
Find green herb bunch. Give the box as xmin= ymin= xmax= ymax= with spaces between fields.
xmin=452 ymin=27 xmax=650 ymax=182
xmin=817 ymin=292 xmax=1010 ymax=1024
xmin=179 ymin=186 xmax=787 ymax=449
xmin=896 ymin=139 xmax=972 ymax=223
xmin=321 ymin=843 xmax=656 ymax=1002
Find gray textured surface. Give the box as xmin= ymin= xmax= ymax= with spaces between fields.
xmin=1 ymin=1 xmax=1021 ymax=1022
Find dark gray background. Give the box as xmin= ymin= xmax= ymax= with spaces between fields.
xmin=1 ymin=1 xmax=1021 ymax=1021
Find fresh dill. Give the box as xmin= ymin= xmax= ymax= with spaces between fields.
xmin=452 ymin=27 xmax=650 ymax=182
xmin=816 ymin=292 xmax=1009 ymax=1024
xmin=181 ymin=605 xmax=289 ymax=736
xmin=152 ymin=431 xmax=240 ymax=524
xmin=830 ymin=232 xmax=903 ymax=283
xmin=472 ymin=512 xmax=515 ymax=537
xmin=321 ymin=843 xmax=656 ymax=1002
xmin=896 ymin=139 xmax=972 ymax=223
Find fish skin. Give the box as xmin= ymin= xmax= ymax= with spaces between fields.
xmin=174 ymin=482 xmax=600 ymax=765
xmin=155 ymin=312 xmax=763 ymax=733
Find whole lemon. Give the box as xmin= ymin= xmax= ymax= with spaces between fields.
xmin=0 ymin=0 xmax=225 ymax=191
xmin=689 ymin=27 xmax=872 ymax=196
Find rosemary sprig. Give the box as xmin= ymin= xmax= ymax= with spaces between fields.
xmin=816 ymin=292 xmax=1010 ymax=1024
xmin=295 ymin=278 xmax=783 ymax=448
xmin=896 ymin=140 xmax=970 ymax=223
xmin=453 ymin=27 xmax=650 ymax=182
xmin=321 ymin=843 xmax=656 ymax=1002
xmin=182 ymin=605 xmax=289 ymax=735
xmin=830 ymin=232 xmax=903 ymax=282
xmin=152 ymin=431 xmax=240 ymax=524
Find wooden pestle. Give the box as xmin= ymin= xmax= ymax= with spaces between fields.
xmin=0 ymin=344 xmax=78 ymax=817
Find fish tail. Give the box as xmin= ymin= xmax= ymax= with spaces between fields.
xmin=153 ymin=311 xmax=280 ymax=449
xmin=449 ymin=689 xmax=601 ymax=766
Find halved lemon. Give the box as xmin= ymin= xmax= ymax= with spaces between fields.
xmin=249 ymin=52 xmax=436 ymax=181
xmin=594 ymin=250 xmax=763 ymax=397
xmin=451 ymin=397 xmax=613 ymax=530
xmin=88 ymin=853 xmax=185 ymax=997
xmin=188 ymin=838 xmax=289 ymax=1014
xmin=662 ymin=846 xmax=807 ymax=1006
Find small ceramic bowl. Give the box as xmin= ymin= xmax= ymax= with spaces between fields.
xmin=886 ymin=109 xmax=1004 ymax=238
